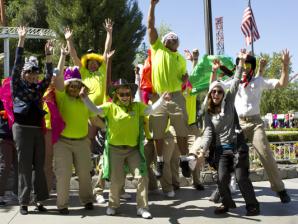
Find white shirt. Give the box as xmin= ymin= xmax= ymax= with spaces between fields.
xmin=224 ymin=76 xmax=279 ymax=117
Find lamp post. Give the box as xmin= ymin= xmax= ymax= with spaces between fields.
xmin=204 ymin=0 xmax=214 ymax=55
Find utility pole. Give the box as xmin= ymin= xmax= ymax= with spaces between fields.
xmin=203 ymin=0 xmax=214 ymax=55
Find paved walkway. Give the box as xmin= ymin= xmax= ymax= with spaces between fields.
xmin=1 ymin=178 xmax=298 ymax=224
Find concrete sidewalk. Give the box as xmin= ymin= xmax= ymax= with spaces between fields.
xmin=1 ymin=178 xmax=297 ymax=224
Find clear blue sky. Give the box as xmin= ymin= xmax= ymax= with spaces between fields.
xmin=137 ymin=0 xmax=297 ymax=76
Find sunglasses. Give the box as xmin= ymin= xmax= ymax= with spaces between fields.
xmin=211 ymin=89 xmax=224 ymax=95
xmin=117 ymin=92 xmax=131 ymax=97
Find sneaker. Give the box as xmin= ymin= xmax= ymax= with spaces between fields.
xmin=278 ymin=190 xmax=291 ymax=203
xmin=194 ymin=184 xmax=205 ymax=191
xmin=214 ymin=204 xmax=229 ymax=214
xmin=84 ymin=202 xmax=94 ymax=210
xmin=0 ymin=196 xmax=6 ymax=206
xmin=155 ymin=161 xmax=164 ymax=179
xmin=120 ymin=192 xmax=132 ymax=200
xmin=106 ymin=207 xmax=116 ymax=216
xmin=137 ymin=208 xmax=152 ymax=219
xmin=58 ymin=208 xmax=69 ymax=215
xmin=20 ymin=205 xmax=28 ymax=215
xmin=95 ymin=195 xmax=106 ymax=204
xmin=246 ymin=206 xmax=260 ymax=216
xmin=165 ymin=190 xmax=175 ymax=198
xmin=180 ymin=160 xmax=191 ymax=178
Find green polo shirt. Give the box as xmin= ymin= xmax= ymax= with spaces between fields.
xmin=150 ymin=38 xmax=187 ymax=94
xmin=55 ymin=90 xmax=95 ymax=138
xmin=100 ymin=101 xmax=147 ymax=147
xmin=79 ymin=63 xmax=107 ymax=106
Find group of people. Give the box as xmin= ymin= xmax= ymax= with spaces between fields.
xmin=0 ymin=0 xmax=292 ymax=219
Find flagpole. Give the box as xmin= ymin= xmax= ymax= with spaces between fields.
xmin=249 ymin=0 xmax=254 ymax=55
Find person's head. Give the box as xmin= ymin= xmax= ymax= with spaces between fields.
xmin=162 ymin=32 xmax=179 ymax=52
xmin=207 ymin=80 xmax=226 ymax=115
xmin=64 ymin=66 xmax=86 ymax=98
xmin=236 ymin=54 xmax=256 ymax=76
xmin=21 ymin=56 xmax=40 ymax=84
xmin=110 ymin=79 xmax=138 ymax=106
xmin=81 ymin=52 xmax=104 ymax=72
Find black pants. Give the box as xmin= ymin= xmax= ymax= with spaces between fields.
xmin=217 ymin=150 xmax=259 ymax=210
xmin=12 ymin=123 xmax=49 ymax=205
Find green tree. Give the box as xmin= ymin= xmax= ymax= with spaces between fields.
xmin=46 ymin=0 xmax=145 ymax=82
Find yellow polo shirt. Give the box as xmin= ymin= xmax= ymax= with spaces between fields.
xmin=151 ymin=38 xmax=186 ymax=94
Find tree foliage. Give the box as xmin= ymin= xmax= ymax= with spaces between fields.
xmin=46 ymin=0 xmax=145 ymax=82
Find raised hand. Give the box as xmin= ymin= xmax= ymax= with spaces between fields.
xmin=79 ymin=86 xmax=89 ymax=98
xmin=60 ymin=44 xmax=69 ymax=56
xmin=45 ymin=40 xmax=54 ymax=55
xmin=107 ymin=50 xmax=115 ymax=60
xmin=238 ymin=48 xmax=248 ymax=65
xmin=184 ymin=49 xmax=193 ymax=61
xmin=17 ymin=26 xmax=27 ymax=39
xmin=151 ymin=0 xmax=159 ymax=6
xmin=259 ymin=58 xmax=267 ymax=70
xmin=64 ymin=27 xmax=73 ymax=41
xmin=192 ymin=49 xmax=199 ymax=60
xmin=103 ymin=18 xmax=114 ymax=34
xmin=212 ymin=59 xmax=221 ymax=72
xmin=281 ymin=49 xmax=290 ymax=66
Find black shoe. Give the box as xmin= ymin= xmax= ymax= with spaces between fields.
xmin=173 ymin=184 xmax=180 ymax=191
xmin=59 ymin=208 xmax=69 ymax=215
xmin=35 ymin=203 xmax=48 ymax=212
xmin=20 ymin=206 xmax=28 ymax=215
xmin=155 ymin=161 xmax=164 ymax=179
xmin=246 ymin=206 xmax=260 ymax=216
xmin=84 ymin=202 xmax=94 ymax=210
xmin=278 ymin=190 xmax=291 ymax=203
xmin=214 ymin=204 xmax=229 ymax=214
xmin=194 ymin=184 xmax=205 ymax=191
xmin=180 ymin=160 xmax=191 ymax=178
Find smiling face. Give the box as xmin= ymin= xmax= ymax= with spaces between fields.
xmin=66 ymin=81 xmax=83 ymax=98
xmin=23 ymin=70 xmax=39 ymax=84
xmin=116 ymin=86 xmax=132 ymax=106
xmin=210 ymin=86 xmax=224 ymax=106
xmin=87 ymin=59 xmax=100 ymax=72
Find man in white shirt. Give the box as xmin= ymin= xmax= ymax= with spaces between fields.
xmin=234 ymin=50 xmax=291 ymax=203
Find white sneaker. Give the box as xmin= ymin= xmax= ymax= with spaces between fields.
xmin=120 ymin=192 xmax=132 ymax=199
xmin=165 ymin=190 xmax=175 ymax=198
xmin=106 ymin=207 xmax=116 ymax=216
xmin=95 ymin=195 xmax=106 ymax=204
xmin=137 ymin=208 xmax=152 ymax=219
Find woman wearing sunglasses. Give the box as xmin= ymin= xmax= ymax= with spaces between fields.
xmin=190 ymin=50 xmax=259 ymax=216
xmin=80 ymin=78 xmax=169 ymax=219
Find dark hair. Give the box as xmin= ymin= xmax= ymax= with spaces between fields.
xmin=207 ymin=90 xmax=223 ymax=115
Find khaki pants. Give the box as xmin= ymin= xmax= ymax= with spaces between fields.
xmin=108 ymin=146 xmax=148 ymax=209
xmin=187 ymin=125 xmax=204 ymax=185
xmin=144 ymin=133 xmax=180 ymax=193
xmin=54 ymin=137 xmax=93 ymax=209
xmin=239 ymin=115 xmax=285 ymax=192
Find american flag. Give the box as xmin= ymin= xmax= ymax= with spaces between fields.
xmin=241 ymin=6 xmax=260 ymax=45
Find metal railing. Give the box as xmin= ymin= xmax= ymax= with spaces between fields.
xmin=0 ymin=26 xmax=56 ymax=39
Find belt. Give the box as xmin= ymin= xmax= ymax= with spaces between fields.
xmin=109 ymin=144 xmax=138 ymax=150
xmin=60 ymin=136 xmax=87 ymax=141
xmin=239 ymin=114 xmax=260 ymax=122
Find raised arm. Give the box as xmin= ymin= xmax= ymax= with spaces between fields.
xmin=256 ymin=58 xmax=267 ymax=77
xmin=147 ymin=0 xmax=159 ymax=45
xmin=210 ymin=59 xmax=221 ymax=83
xmin=80 ymin=87 xmax=104 ymax=116
xmin=105 ymin=50 xmax=115 ymax=96
xmin=64 ymin=27 xmax=82 ymax=67
xmin=54 ymin=45 xmax=69 ymax=91
xmin=39 ymin=40 xmax=54 ymax=93
xmin=184 ymin=49 xmax=200 ymax=68
xmin=275 ymin=49 xmax=290 ymax=88
xmin=103 ymin=18 xmax=113 ymax=62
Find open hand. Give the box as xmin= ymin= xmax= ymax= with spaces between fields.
xmin=45 ymin=40 xmax=54 ymax=55
xmin=212 ymin=59 xmax=221 ymax=72
xmin=238 ymin=49 xmax=248 ymax=65
xmin=103 ymin=18 xmax=114 ymax=34
xmin=184 ymin=49 xmax=193 ymax=61
xmin=281 ymin=49 xmax=290 ymax=66
xmin=17 ymin=26 xmax=27 ymax=39
xmin=60 ymin=44 xmax=69 ymax=56
xmin=79 ymin=86 xmax=89 ymax=98
xmin=64 ymin=27 xmax=73 ymax=40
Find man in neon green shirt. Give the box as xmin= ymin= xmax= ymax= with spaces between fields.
xmin=148 ymin=0 xmax=190 ymax=178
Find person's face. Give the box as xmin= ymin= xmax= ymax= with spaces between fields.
xmin=116 ymin=87 xmax=131 ymax=106
xmin=243 ymin=62 xmax=252 ymax=75
xmin=23 ymin=71 xmax=39 ymax=84
xmin=210 ymin=87 xmax=224 ymax=106
xmin=164 ymin=39 xmax=179 ymax=52
xmin=87 ymin=60 xmax=100 ymax=72
xmin=66 ymin=81 xmax=83 ymax=98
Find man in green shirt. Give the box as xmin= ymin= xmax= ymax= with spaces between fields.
xmin=148 ymin=0 xmax=190 ymax=178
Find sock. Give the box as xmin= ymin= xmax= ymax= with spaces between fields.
xmin=157 ymin=156 xmax=164 ymax=162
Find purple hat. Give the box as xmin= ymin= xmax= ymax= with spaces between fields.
xmin=64 ymin=66 xmax=83 ymax=84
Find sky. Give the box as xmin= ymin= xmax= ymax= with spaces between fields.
xmin=137 ymin=0 xmax=297 ymax=76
